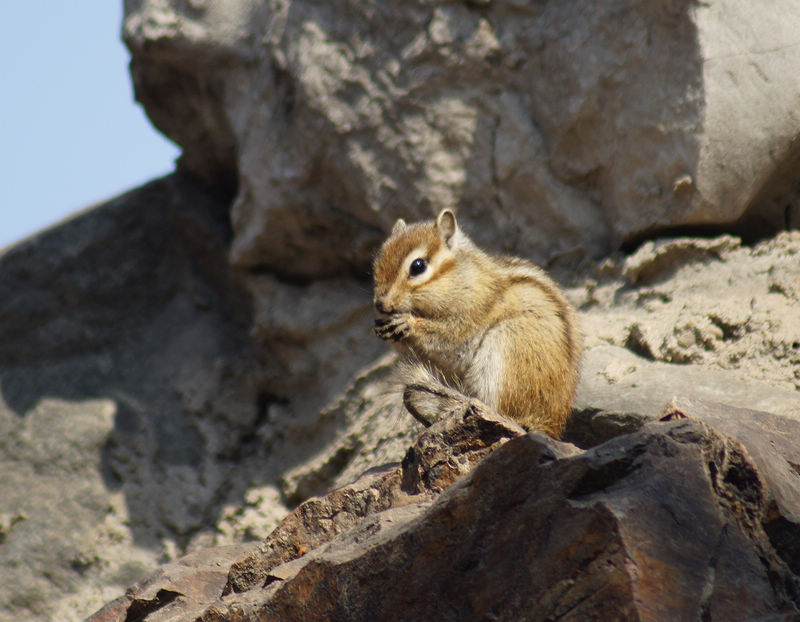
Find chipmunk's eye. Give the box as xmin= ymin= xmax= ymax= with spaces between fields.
xmin=409 ymin=258 xmax=427 ymax=277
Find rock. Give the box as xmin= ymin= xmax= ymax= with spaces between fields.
xmin=563 ymin=404 xmax=648 ymax=450
xmin=660 ymin=396 xmax=800 ymax=574
xmin=0 ymin=173 xmax=422 ymax=621
xmin=124 ymin=1 xmax=800 ymax=279
xmin=572 ymin=344 xmax=800 ymax=440
xmin=0 ymin=398 xmax=130 ymax=621
xmin=575 ymin=231 xmax=800 ymax=400
xmin=621 ymin=235 xmax=741 ymax=285
xmin=268 ymin=353 xmax=415 ymax=508
xmin=87 ymin=543 xmax=258 ymax=622
xmin=121 ymin=3 xmax=264 ymax=191
xmin=8 ymin=2 xmax=800 ymax=619
xmin=227 ymin=396 xmax=526 ymax=595
xmin=223 ymin=463 xmax=408 ymax=597
xmin=0 ymin=173 xmax=260 ymax=621
xmin=88 ymin=402 xmax=800 ymax=621
xmin=6 ymin=193 xmax=797 ymax=622
xmin=85 ymin=397 xmax=527 ymax=619
xmin=399 ymin=395 xmax=529 ymax=495
xmin=248 ymin=273 xmax=386 ymax=426
xmin=240 ymin=420 xmax=798 ymax=621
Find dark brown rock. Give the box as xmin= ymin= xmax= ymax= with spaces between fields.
xmin=86 ymin=394 xmax=527 ymax=620
xmin=563 ymin=406 xmax=648 ymax=449
xmin=203 ymin=418 xmax=800 ymax=621
xmin=224 ymin=463 xmax=408 ymax=595
xmin=89 ymin=400 xmax=800 ymax=621
xmin=226 ymin=396 xmax=526 ymax=595
xmin=399 ymin=393 xmax=529 ymax=495
xmin=661 ymin=396 xmax=800 ymax=575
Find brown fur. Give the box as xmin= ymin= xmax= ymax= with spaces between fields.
xmin=373 ymin=209 xmax=581 ymax=438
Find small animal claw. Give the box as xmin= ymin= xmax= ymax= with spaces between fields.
xmin=374 ymin=314 xmax=412 ymax=341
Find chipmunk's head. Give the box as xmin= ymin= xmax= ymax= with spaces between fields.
xmin=373 ymin=209 xmax=467 ymax=316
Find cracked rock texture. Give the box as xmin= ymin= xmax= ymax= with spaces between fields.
xmin=1 ymin=1 xmax=799 ymax=620
xmin=575 ymin=231 xmax=800 ymax=396
xmin=89 ymin=399 xmax=800 ymax=621
xmin=124 ymin=0 xmax=800 ymax=278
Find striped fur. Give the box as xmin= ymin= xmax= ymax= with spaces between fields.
xmin=373 ymin=210 xmax=581 ymax=438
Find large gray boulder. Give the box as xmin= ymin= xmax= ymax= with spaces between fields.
xmin=124 ymin=0 xmax=800 ymax=278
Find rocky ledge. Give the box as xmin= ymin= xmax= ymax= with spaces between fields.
xmin=89 ymin=396 xmax=800 ymax=621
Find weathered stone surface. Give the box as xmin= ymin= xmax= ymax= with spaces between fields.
xmin=212 ymin=419 xmax=800 ymax=621
xmin=6 ymin=203 xmax=798 ymax=622
xmin=661 ymin=396 xmax=800 ymax=575
xmin=0 ymin=173 xmax=260 ymax=622
xmin=0 ymin=398 xmax=137 ymax=622
xmin=573 ymin=344 xmax=800 ymax=436
xmin=248 ymin=273 xmax=386 ymax=428
xmin=122 ymin=1 xmax=266 ymax=190
xmin=124 ymin=0 xmax=800 ymax=279
xmin=576 ymin=232 xmax=800 ymax=393
xmin=568 ymin=231 xmax=800 ymax=450
xmin=0 ymin=175 xmax=417 ymax=622
xmin=84 ymin=397 xmax=526 ymax=619
xmin=7 ymin=2 xmax=800 ymax=619
xmin=0 ymin=174 xmax=416 ymax=621
xmin=87 ymin=543 xmax=257 ymax=622
xmin=87 ymin=399 xmax=800 ymax=622
xmin=399 ymin=395 xmax=530 ymax=495
xmin=621 ymin=235 xmax=741 ymax=285
xmin=224 ymin=463 xmax=408 ymax=596
xmin=8 ymin=202 xmax=798 ymax=620
xmin=227 ymin=397 xmax=525 ymax=595
xmin=269 ymin=353 xmax=415 ymax=508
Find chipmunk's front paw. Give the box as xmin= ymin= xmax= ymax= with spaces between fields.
xmin=374 ymin=314 xmax=412 ymax=341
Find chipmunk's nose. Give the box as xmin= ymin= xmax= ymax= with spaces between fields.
xmin=374 ymin=297 xmax=392 ymax=314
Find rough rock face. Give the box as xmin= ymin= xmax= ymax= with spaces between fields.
xmin=124 ymin=0 xmax=800 ymax=278
xmin=85 ymin=543 xmax=259 ymax=622
xmin=0 ymin=175 xmax=414 ymax=621
xmin=579 ymin=232 xmax=800 ymax=390
xmin=88 ymin=399 xmax=800 ymax=621
xmin=0 ymin=174 xmax=260 ymax=621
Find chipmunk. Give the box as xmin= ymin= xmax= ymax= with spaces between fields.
xmin=373 ymin=209 xmax=581 ymax=438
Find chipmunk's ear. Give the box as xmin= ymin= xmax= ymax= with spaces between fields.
xmin=391 ymin=218 xmax=407 ymax=235
xmin=436 ymin=209 xmax=458 ymax=246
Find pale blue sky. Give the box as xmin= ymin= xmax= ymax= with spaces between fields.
xmin=0 ymin=3 xmax=181 ymax=250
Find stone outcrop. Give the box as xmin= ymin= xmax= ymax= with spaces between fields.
xmin=0 ymin=174 xmax=258 ymax=621
xmin=88 ymin=398 xmax=800 ymax=621
xmin=124 ymin=0 xmax=800 ymax=279
xmin=5 ymin=194 xmax=797 ymax=619
xmin=0 ymin=176 xmax=410 ymax=621
xmin=575 ymin=231 xmax=800 ymax=409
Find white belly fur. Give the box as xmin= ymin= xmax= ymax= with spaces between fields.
xmin=464 ymin=326 xmax=505 ymax=409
